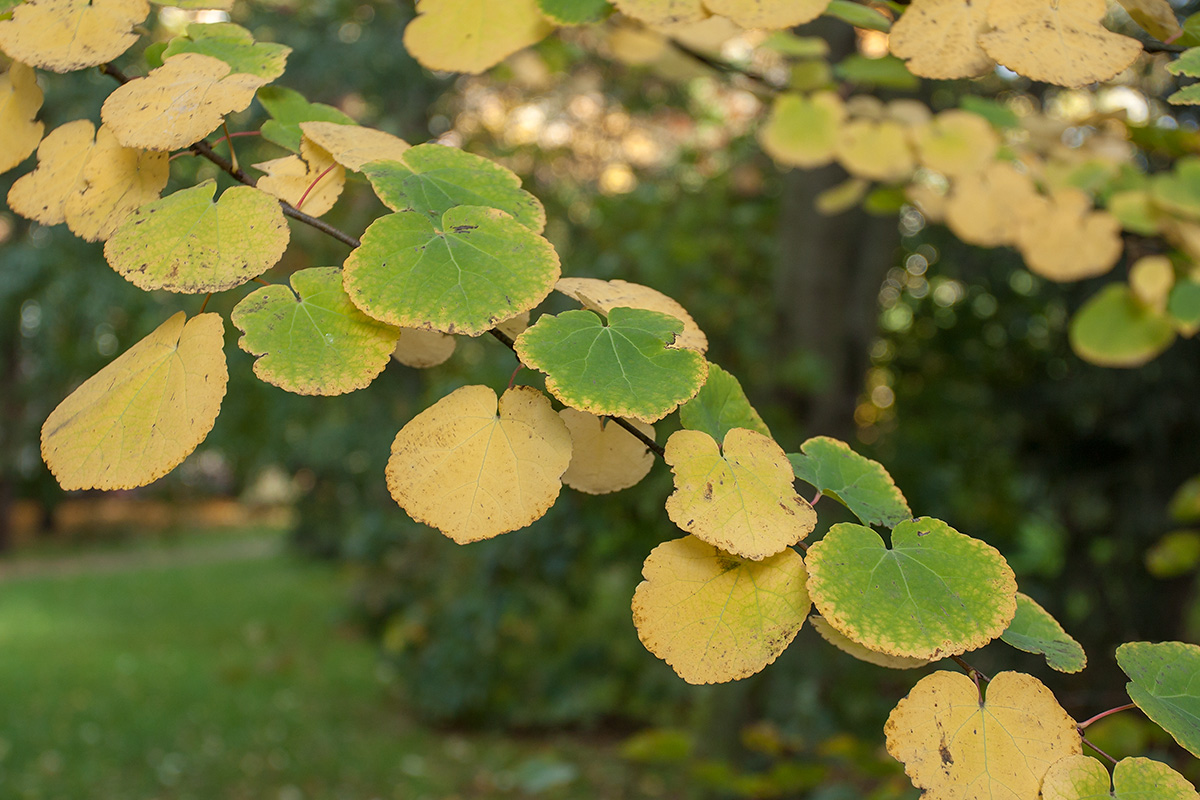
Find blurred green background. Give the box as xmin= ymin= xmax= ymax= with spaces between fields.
xmin=3 ymin=1 xmax=1200 ymax=798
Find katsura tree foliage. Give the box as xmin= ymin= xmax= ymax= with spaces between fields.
xmin=7 ymin=0 xmax=1200 ymax=796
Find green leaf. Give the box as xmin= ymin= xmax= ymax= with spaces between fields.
xmin=361 ymin=143 xmax=546 ymax=232
xmin=1169 ymin=83 xmax=1200 ymax=106
xmin=1146 ymin=530 xmax=1200 ymax=578
xmin=678 ymin=362 xmax=770 ymax=443
xmin=1152 ymin=157 xmax=1200 ymax=218
xmin=805 ymin=517 xmax=1017 ymax=660
xmin=231 ymin=267 xmax=400 ymax=396
xmin=1169 ymin=47 xmax=1200 ymax=78
xmin=257 ymin=85 xmax=355 ymax=153
xmin=1170 ymin=475 xmax=1200 ymax=523
xmin=1000 ymin=592 xmax=1086 ymax=673
xmin=1107 ymin=190 xmax=1161 ymax=236
xmin=1042 ymin=756 xmax=1200 ymax=800
xmin=823 ymin=0 xmax=891 ymax=31
xmin=343 ymin=206 xmax=560 ymax=336
xmin=104 ymin=180 xmax=289 ymax=294
xmin=538 ymin=0 xmax=612 ymax=24
xmin=1169 ymin=280 xmax=1200 ymax=326
xmin=514 ymin=307 xmax=707 ymax=423
xmin=162 ymin=22 xmax=290 ymax=80
xmin=1117 ymin=641 xmax=1200 ymax=758
xmin=1069 ymin=284 xmax=1176 ymax=368
xmin=762 ymin=32 xmax=830 ymax=58
xmin=959 ymin=96 xmax=1020 ymax=129
xmin=787 ymin=436 xmax=911 ymax=527
xmin=832 ymin=54 xmax=918 ymax=90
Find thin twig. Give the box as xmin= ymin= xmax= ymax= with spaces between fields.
xmin=950 ymin=655 xmax=991 ymax=684
xmin=1081 ymin=735 xmax=1119 ymax=765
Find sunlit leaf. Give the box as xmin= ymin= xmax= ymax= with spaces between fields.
xmin=1129 ymin=255 xmax=1175 ymax=312
xmin=1043 ymin=755 xmax=1199 ymax=800
xmin=912 ymin=110 xmax=1000 ymax=179
xmin=678 ymin=362 xmax=770 ymax=443
xmin=63 ymin=125 xmax=170 ymax=242
xmin=945 ymin=161 xmax=1044 ymax=248
xmin=392 ymin=329 xmax=457 ymax=368
xmin=403 ymin=0 xmax=555 ymax=74
xmin=665 ymin=428 xmax=816 ymax=560
xmin=104 ymin=179 xmax=290 ymax=293
xmin=253 ymin=137 xmax=345 ymax=217
xmin=1170 ymin=48 xmax=1200 ymax=79
xmin=1146 ymin=531 xmax=1200 ymax=578
xmin=161 ymin=22 xmax=290 ymax=81
xmin=538 ymin=0 xmax=612 ymax=25
xmin=361 ymin=143 xmax=546 ymax=232
xmin=1117 ymin=640 xmax=1200 ymax=757
xmin=822 ymin=0 xmax=889 ymax=31
xmin=1069 ymin=284 xmax=1176 ymax=368
xmin=555 ymin=277 xmax=708 ymax=353
xmin=787 ymin=436 xmax=910 ymax=527
xmin=385 ymin=384 xmax=573 ymax=543
xmin=885 ymin=671 xmax=1082 ymax=799
xmin=1153 ymin=158 xmax=1200 ymax=219
xmin=0 ymin=61 xmax=44 ymax=175
xmin=758 ymin=92 xmax=845 ymax=169
xmin=257 ymin=86 xmax=354 ymax=153
xmin=815 ymin=177 xmax=869 ymax=215
xmin=1107 ymin=189 xmax=1162 ymax=236
xmin=890 ymin=0 xmax=994 ymax=79
xmin=1118 ymin=0 xmax=1182 ymax=43
xmin=514 ymin=307 xmax=707 ymax=423
xmin=1000 ymin=592 xmax=1087 ymax=673
xmin=101 ymin=53 xmax=266 ymax=151
xmin=0 ymin=0 xmax=148 ymax=73
xmin=231 ymin=267 xmax=399 ymax=395
xmin=40 ymin=312 xmax=227 ymax=491
xmin=610 ymin=0 xmax=706 ymax=25
xmin=835 ymin=118 xmax=915 ymax=182
xmin=1016 ymin=188 xmax=1122 ymax=282
xmin=343 ymin=206 xmax=560 ymax=335
xmin=8 ymin=119 xmax=94 ymax=226
xmin=810 ymin=615 xmax=931 ymax=670
xmin=299 ymin=121 xmax=411 ymax=171
xmin=705 ymin=0 xmax=829 ymax=29
xmin=833 ymin=54 xmax=919 ymax=90
xmin=806 ymin=518 xmax=1016 ymax=660
xmin=632 ymin=535 xmax=811 ymax=684
xmin=559 ymin=409 xmax=655 ymax=495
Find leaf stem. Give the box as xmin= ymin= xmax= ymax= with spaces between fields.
xmin=950 ymin=655 xmax=991 ymax=684
xmin=222 ymin=121 xmax=240 ymax=174
xmin=199 ymin=293 xmax=213 ymax=314
xmin=1077 ymin=703 xmax=1137 ymax=730
xmin=296 ymin=163 xmax=338 ymax=211
xmin=811 ymin=490 xmax=822 ymax=506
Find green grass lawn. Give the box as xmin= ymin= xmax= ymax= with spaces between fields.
xmin=0 ymin=529 xmax=661 ymax=800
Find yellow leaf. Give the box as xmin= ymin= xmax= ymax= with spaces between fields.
xmin=391 ymin=328 xmax=457 ymax=368
xmin=758 ymin=92 xmax=846 ymax=170
xmin=944 ymin=161 xmax=1043 ymax=247
xmin=298 ymin=121 xmax=411 ymax=171
xmin=835 ymin=118 xmax=915 ymax=183
xmin=403 ymin=0 xmax=555 ymax=74
xmin=632 ymin=535 xmax=811 ymax=684
xmin=1116 ymin=0 xmax=1181 ymax=43
xmin=809 ymin=615 xmax=932 ymax=670
xmin=555 ymin=277 xmax=708 ymax=353
xmin=912 ymin=110 xmax=1000 ymax=179
xmin=703 ymin=0 xmax=829 ymax=29
xmin=495 ymin=311 xmax=531 ymax=339
xmin=885 ymin=671 xmax=1082 ymax=800
xmin=1129 ymin=255 xmax=1176 ymax=312
xmin=8 ymin=119 xmax=94 ymax=226
xmin=385 ymin=385 xmax=573 ymax=544
xmin=979 ymin=0 xmax=1142 ymax=88
xmin=606 ymin=23 xmax=671 ymax=66
xmin=0 ymin=61 xmax=45 ymax=175
xmin=889 ymin=0 xmax=994 ymax=80
xmin=664 ymin=428 xmax=816 ymax=560
xmin=101 ymin=53 xmax=266 ymax=151
xmin=560 ymin=409 xmax=656 ymax=495
xmin=1016 ymin=188 xmax=1122 ymax=282
xmin=63 ymin=125 xmax=170 ymax=242
xmin=611 ymin=0 xmax=707 ymax=25
xmin=40 ymin=312 xmax=228 ymax=491
xmin=0 ymin=0 xmax=148 ymax=73
xmin=253 ymin=137 xmax=345 ymax=217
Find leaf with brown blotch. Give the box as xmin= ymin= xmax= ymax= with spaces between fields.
xmin=0 ymin=0 xmax=148 ymax=73
xmin=889 ymin=0 xmax=994 ymax=80
xmin=8 ymin=119 xmax=94 ymax=226
xmin=64 ymin=125 xmax=170 ymax=242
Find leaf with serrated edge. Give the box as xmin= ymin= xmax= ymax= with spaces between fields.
xmin=253 ymin=137 xmax=345 ymax=218
xmin=1000 ymin=592 xmax=1087 ymax=673
xmin=885 ymin=671 xmax=1081 ymax=799
xmin=665 ymin=428 xmax=815 ymax=560
xmin=704 ymin=0 xmax=828 ymax=29
xmin=385 ymin=385 xmax=572 ymax=543
xmin=0 ymin=0 xmax=148 ymax=73
xmin=560 ymin=409 xmax=655 ymax=495
xmin=343 ymin=206 xmax=560 ymax=336
xmin=806 ymin=518 xmax=1016 ymax=660
xmin=64 ymin=125 xmax=170 ymax=242
xmin=361 ymin=143 xmax=545 ymax=232
xmin=300 ymin=121 xmax=410 ymax=171
xmin=404 ymin=0 xmax=554 ymax=74
xmin=632 ymin=535 xmax=811 ymax=685
xmin=101 ymin=53 xmax=266 ymax=151
xmin=8 ymin=120 xmax=94 ymax=226
xmin=555 ymin=277 xmax=707 ymax=353
xmin=788 ymin=436 xmax=910 ymax=527
xmin=810 ymin=615 xmax=931 ymax=670
xmin=1117 ymin=641 xmax=1200 ymax=757
xmin=104 ymin=180 xmax=289 ymax=294
xmin=889 ymin=0 xmax=993 ymax=80
xmin=515 ymin=308 xmax=707 ymax=423
xmin=392 ymin=329 xmax=456 ymax=368
xmin=161 ymin=22 xmax=291 ymax=81
xmin=1043 ymin=755 xmax=1200 ymax=800
xmin=40 ymin=312 xmax=227 ymax=491
xmin=0 ymin=61 xmax=44 ymax=175
xmin=232 ymin=267 xmax=399 ymax=396
xmin=679 ymin=362 xmax=770 ymax=444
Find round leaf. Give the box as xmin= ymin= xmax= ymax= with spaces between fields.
xmin=538 ymin=0 xmax=612 ymax=25
xmin=885 ymin=671 xmax=1082 ymax=799
xmin=299 ymin=121 xmax=411 ymax=171
xmin=161 ymin=22 xmax=291 ymax=81
xmin=809 ymin=615 xmax=932 ymax=670
xmin=8 ymin=119 xmax=95 ymax=226
xmin=1117 ymin=641 xmax=1200 ymax=757
xmin=40 ymin=312 xmax=228 ymax=491
xmin=678 ymin=362 xmax=771 ymax=444
xmin=1043 ymin=755 xmax=1200 ymax=800
xmin=1069 ymin=284 xmax=1176 ymax=368
xmin=104 ymin=180 xmax=290 ymax=294
xmin=889 ymin=0 xmax=994 ymax=79
xmin=559 ymin=409 xmax=655 ymax=495
xmin=1000 ymin=592 xmax=1087 ymax=673
xmin=63 ymin=125 xmax=170 ymax=242
xmin=758 ymin=92 xmax=846 ymax=170
xmin=787 ymin=436 xmax=911 ymax=528
xmin=704 ymin=0 xmax=829 ymax=29
xmin=514 ymin=307 xmax=707 ymax=423
xmin=232 ymin=267 xmax=400 ymax=396
xmin=0 ymin=0 xmax=148 ymax=73
xmin=385 ymin=385 xmax=573 ymax=544
xmin=632 ymin=535 xmax=811 ymax=685
xmin=0 ymin=61 xmax=44 ymax=175
xmin=555 ymin=277 xmax=707 ymax=353
xmin=403 ymin=0 xmax=554 ymax=74
xmin=806 ymin=518 xmax=1017 ymax=660
xmin=343 ymin=206 xmax=560 ymax=336
xmin=392 ymin=329 xmax=457 ymax=368
xmin=665 ymin=428 xmax=817 ymax=560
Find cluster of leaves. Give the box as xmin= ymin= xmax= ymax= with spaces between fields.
xmin=7 ymin=0 xmax=1200 ymax=796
